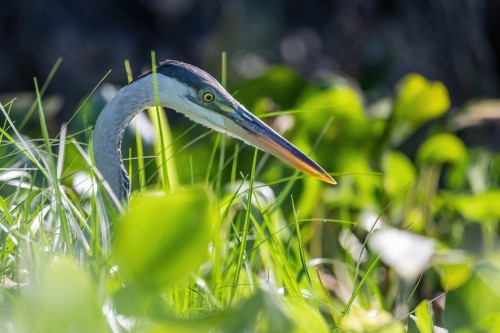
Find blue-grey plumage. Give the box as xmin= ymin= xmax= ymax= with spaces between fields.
xmin=93 ymin=60 xmax=335 ymax=201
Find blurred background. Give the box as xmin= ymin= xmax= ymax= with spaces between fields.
xmin=2 ymin=2 xmax=500 ymax=330
xmin=1 ymin=0 xmax=499 ymax=120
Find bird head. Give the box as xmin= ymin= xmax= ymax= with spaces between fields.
xmin=144 ymin=60 xmax=335 ymax=185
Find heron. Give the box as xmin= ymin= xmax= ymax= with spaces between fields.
xmin=92 ymin=60 xmax=335 ymax=201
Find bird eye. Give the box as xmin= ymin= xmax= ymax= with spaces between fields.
xmin=202 ymin=92 xmax=215 ymax=102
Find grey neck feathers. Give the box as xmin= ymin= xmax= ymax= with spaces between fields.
xmin=92 ymin=76 xmax=156 ymax=201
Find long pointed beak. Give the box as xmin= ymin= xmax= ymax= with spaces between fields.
xmin=225 ymin=104 xmax=336 ymax=185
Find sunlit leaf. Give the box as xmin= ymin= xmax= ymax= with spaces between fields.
xmin=417 ymin=134 xmax=467 ymax=166
xmin=417 ymin=133 xmax=467 ymax=187
xmin=285 ymin=300 xmax=329 ymax=333
xmin=482 ymin=314 xmax=500 ymax=333
xmin=382 ymin=150 xmax=417 ymax=198
xmin=235 ymin=66 xmax=307 ymax=111
xmin=16 ymin=257 xmax=108 ymax=333
xmin=296 ymin=174 xmax=323 ymax=220
xmin=435 ymin=251 xmax=473 ymax=290
xmin=298 ymin=84 xmax=367 ymax=140
xmin=445 ymin=265 xmax=500 ymax=331
xmin=294 ymin=82 xmax=377 ymax=207
xmin=394 ymin=74 xmax=450 ymax=125
xmin=404 ymin=207 xmax=426 ymax=233
xmin=389 ymin=74 xmax=450 ymax=144
xmin=409 ymin=316 xmax=448 ymax=333
xmin=114 ymin=186 xmax=213 ymax=289
xmin=326 ymin=148 xmax=379 ymax=208
xmin=415 ymin=300 xmax=433 ymax=333
xmin=447 ymin=190 xmax=500 ymax=222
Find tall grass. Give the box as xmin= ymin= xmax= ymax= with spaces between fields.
xmin=0 ymin=56 xmax=344 ymax=333
xmin=1 ymin=55 xmax=494 ymax=332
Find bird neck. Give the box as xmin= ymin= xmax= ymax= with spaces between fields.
xmin=92 ymin=76 xmax=157 ymax=201
xmin=92 ymin=72 xmax=204 ymax=201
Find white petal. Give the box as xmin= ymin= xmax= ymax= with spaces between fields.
xmin=369 ymin=228 xmax=435 ymax=279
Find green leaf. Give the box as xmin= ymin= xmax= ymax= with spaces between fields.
xmin=235 ymin=66 xmax=307 ymax=111
xmin=447 ymin=190 xmax=500 ymax=222
xmin=114 ymin=186 xmax=213 ymax=289
xmin=416 ymin=133 xmax=467 ymax=187
xmin=298 ymin=84 xmax=367 ymax=141
xmin=417 ymin=134 xmax=467 ymax=166
xmin=415 ymin=300 xmax=433 ymax=333
xmin=445 ymin=265 xmax=500 ymax=331
xmin=390 ymin=74 xmax=450 ymax=144
xmin=394 ymin=74 xmax=450 ymax=125
xmin=16 ymin=257 xmax=108 ymax=333
xmin=382 ymin=150 xmax=417 ymax=198
xmin=435 ymin=254 xmax=473 ymax=290
xmin=285 ymin=301 xmax=329 ymax=333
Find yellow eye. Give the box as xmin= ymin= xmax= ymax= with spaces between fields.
xmin=203 ymin=92 xmax=215 ymax=102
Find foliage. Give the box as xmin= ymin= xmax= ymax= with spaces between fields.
xmin=1 ymin=59 xmax=499 ymax=332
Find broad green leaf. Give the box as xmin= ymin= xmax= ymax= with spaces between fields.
xmin=482 ymin=314 xmax=500 ymax=333
xmin=298 ymin=85 xmax=367 ymax=140
xmin=328 ymin=147 xmax=379 ymax=208
xmin=382 ymin=150 xmax=417 ymax=198
xmin=114 ymin=186 xmax=213 ymax=289
xmin=294 ymin=84 xmax=376 ymax=206
xmin=394 ymin=74 xmax=450 ymax=125
xmin=447 ymin=190 xmax=500 ymax=222
xmin=296 ymin=173 xmax=323 ymax=220
xmin=416 ymin=134 xmax=467 ymax=187
xmin=390 ymin=74 xmax=450 ymax=144
xmin=235 ymin=66 xmax=307 ymax=111
xmin=415 ymin=300 xmax=433 ymax=333
xmin=445 ymin=265 xmax=500 ymax=331
xmin=417 ymin=134 xmax=467 ymax=166
xmin=409 ymin=316 xmax=448 ymax=333
xmin=16 ymin=257 xmax=108 ymax=333
xmin=435 ymin=254 xmax=473 ymax=290
xmin=285 ymin=300 xmax=329 ymax=333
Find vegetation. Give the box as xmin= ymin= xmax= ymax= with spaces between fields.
xmin=1 ymin=55 xmax=499 ymax=332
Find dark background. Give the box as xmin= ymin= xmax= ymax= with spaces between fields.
xmin=1 ymin=0 xmax=499 ymax=119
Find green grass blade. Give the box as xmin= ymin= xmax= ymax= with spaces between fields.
xmin=230 ymin=143 xmax=239 ymax=186
xmin=339 ymin=256 xmax=381 ymax=323
xmin=124 ymin=59 xmax=147 ymax=192
xmin=34 ymin=78 xmax=73 ymax=254
xmin=215 ymin=52 xmax=228 ymax=198
xmin=150 ymin=50 xmax=179 ymax=192
xmin=291 ymin=196 xmax=316 ymax=302
xmin=205 ymin=133 xmax=221 ymax=188
xmin=231 ymin=148 xmax=258 ymax=301
xmin=19 ymin=57 xmax=63 ymax=130
xmin=56 ymin=70 xmax=112 ymax=141
xmin=315 ymin=268 xmax=338 ymax=326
